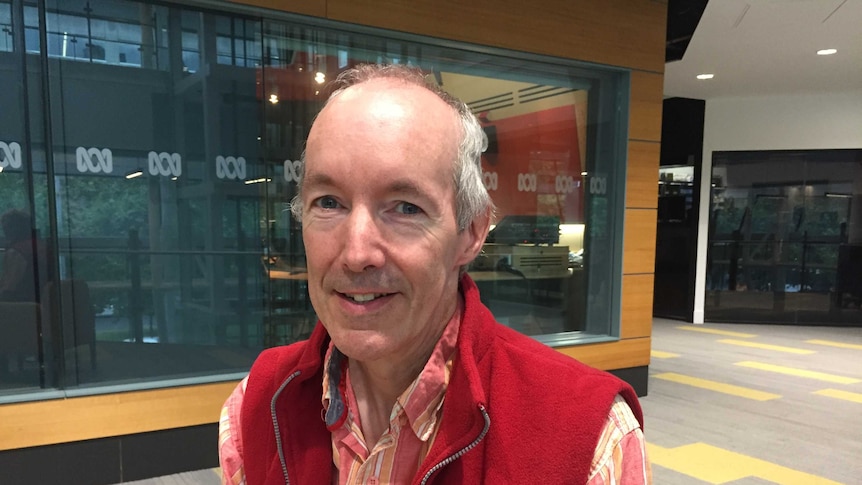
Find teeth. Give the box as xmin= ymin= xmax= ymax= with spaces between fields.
xmin=351 ymin=293 xmax=380 ymax=302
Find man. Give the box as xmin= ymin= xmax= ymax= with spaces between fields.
xmin=219 ymin=64 xmax=649 ymax=484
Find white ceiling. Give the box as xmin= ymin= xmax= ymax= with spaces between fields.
xmin=663 ymin=0 xmax=862 ymax=100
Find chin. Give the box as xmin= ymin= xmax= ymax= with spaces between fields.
xmin=327 ymin=328 xmax=393 ymax=361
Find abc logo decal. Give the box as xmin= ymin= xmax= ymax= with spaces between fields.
xmin=482 ymin=171 xmax=498 ymax=191
xmin=148 ymin=151 xmax=182 ymax=177
xmin=76 ymin=146 xmax=113 ymax=174
xmin=517 ymin=173 xmax=537 ymax=192
xmin=216 ymin=155 xmax=246 ymax=180
xmin=589 ymin=176 xmax=608 ymax=195
xmin=284 ymin=159 xmax=302 ymax=183
xmin=555 ymin=175 xmax=577 ymax=194
xmin=0 ymin=141 xmax=22 ymax=170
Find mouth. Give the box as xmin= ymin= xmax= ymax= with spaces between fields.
xmin=338 ymin=292 xmax=393 ymax=303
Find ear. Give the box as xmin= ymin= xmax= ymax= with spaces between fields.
xmin=455 ymin=209 xmax=491 ymax=267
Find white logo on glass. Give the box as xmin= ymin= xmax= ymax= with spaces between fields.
xmin=555 ymin=175 xmax=577 ymax=194
xmin=589 ymin=176 xmax=607 ymax=195
xmin=0 ymin=141 xmax=22 ymax=170
xmin=148 ymin=151 xmax=182 ymax=177
xmin=76 ymin=147 xmax=113 ymax=174
xmin=517 ymin=173 xmax=537 ymax=192
xmin=482 ymin=171 xmax=498 ymax=191
xmin=216 ymin=156 xmax=246 ymax=180
xmin=284 ymin=159 xmax=302 ymax=183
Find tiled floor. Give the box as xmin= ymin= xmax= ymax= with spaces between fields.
xmin=122 ymin=470 xmax=220 ymax=485
xmin=644 ymin=318 xmax=861 ymax=484
xmin=129 ymin=318 xmax=862 ymax=484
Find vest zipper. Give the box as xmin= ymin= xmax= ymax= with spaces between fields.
xmin=271 ymin=370 xmax=301 ymax=485
xmin=419 ymin=404 xmax=490 ymax=485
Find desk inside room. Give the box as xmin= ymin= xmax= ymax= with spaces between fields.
xmin=470 ymin=268 xmax=583 ymax=335
xmin=469 ymin=244 xmax=584 ymax=336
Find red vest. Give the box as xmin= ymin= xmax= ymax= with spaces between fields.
xmin=241 ymin=275 xmax=643 ymax=484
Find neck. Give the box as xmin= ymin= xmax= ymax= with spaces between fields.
xmin=347 ymin=337 xmax=436 ymax=444
xmin=347 ymin=298 xmax=462 ymax=444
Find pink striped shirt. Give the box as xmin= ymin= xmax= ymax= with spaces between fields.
xmin=322 ymin=312 xmax=460 ymax=484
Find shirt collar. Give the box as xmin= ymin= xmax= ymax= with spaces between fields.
xmin=321 ymin=302 xmax=462 ymax=440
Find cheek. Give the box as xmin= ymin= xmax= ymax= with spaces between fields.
xmin=302 ymin=231 xmax=335 ymax=278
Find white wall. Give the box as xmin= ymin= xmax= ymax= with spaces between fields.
xmin=692 ymin=90 xmax=862 ymax=323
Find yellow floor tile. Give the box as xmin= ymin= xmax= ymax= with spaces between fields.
xmin=735 ymin=361 xmax=861 ymax=384
xmin=806 ymin=339 xmax=862 ymax=351
xmin=653 ymin=372 xmax=780 ymax=401
xmin=718 ymin=339 xmax=815 ymax=354
xmin=676 ymin=326 xmax=757 ymax=338
xmin=648 ymin=442 xmax=844 ymax=485
xmin=814 ymin=388 xmax=862 ymax=404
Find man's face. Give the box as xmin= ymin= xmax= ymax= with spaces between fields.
xmin=300 ymin=79 xmax=485 ymax=364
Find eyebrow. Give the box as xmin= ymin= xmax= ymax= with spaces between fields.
xmin=386 ymin=180 xmax=433 ymax=199
xmin=301 ymin=172 xmax=337 ymax=190
xmin=303 ymin=172 xmax=441 ymax=209
xmin=304 ymin=172 xmax=434 ymax=196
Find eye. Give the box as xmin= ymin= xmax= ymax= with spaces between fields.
xmin=395 ymin=201 xmax=422 ymax=215
xmin=314 ymin=196 xmax=340 ymax=210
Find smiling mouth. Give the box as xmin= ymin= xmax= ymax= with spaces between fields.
xmin=339 ymin=292 xmax=391 ymax=303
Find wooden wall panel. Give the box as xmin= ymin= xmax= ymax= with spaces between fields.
xmin=323 ymin=0 xmax=666 ymax=72
xmin=630 ymin=70 xmax=664 ymax=143
xmin=621 ymin=274 xmax=655 ymax=339
xmin=623 ymin=208 xmax=658 ymax=275
xmin=557 ymin=337 xmax=651 ymax=370
xmin=0 ymin=382 xmax=237 ymax=451
xmin=626 ymin=140 xmax=660 ymax=209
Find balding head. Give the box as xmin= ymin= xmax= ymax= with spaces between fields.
xmin=290 ymin=64 xmax=492 ymax=231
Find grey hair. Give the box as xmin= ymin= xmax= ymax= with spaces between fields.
xmin=289 ymin=63 xmax=493 ymax=231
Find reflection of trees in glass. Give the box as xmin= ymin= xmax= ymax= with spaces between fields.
xmin=750 ymin=196 xmax=783 ymax=235
xmin=63 ymin=177 xmax=148 ymax=238
xmin=62 ymin=176 xmax=148 ymax=314
xmin=801 ymin=196 xmax=847 ymax=238
xmin=800 ymin=196 xmax=847 ymax=271
xmin=713 ymin=197 xmax=746 ymax=235
xmin=222 ymin=198 xmax=262 ymax=280
xmin=0 ymin=176 xmax=32 ymax=215
xmin=0 ymin=173 xmax=50 ymax=236
xmin=588 ymin=196 xmax=607 ymax=239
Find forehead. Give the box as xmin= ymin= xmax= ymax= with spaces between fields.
xmin=311 ymin=80 xmax=458 ymax=146
xmin=304 ymin=79 xmax=460 ymax=187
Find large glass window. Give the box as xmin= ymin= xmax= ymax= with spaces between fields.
xmin=0 ymin=0 xmax=628 ymax=403
xmin=706 ymin=149 xmax=862 ymax=325
xmin=260 ymin=23 xmax=629 ymax=348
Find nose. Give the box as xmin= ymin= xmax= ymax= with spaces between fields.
xmin=341 ymin=206 xmax=385 ymax=273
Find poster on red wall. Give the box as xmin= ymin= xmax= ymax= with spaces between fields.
xmin=479 ymin=101 xmax=585 ymax=224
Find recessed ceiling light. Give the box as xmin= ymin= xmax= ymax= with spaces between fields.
xmin=817 ymin=49 xmax=837 ymax=56
xmin=696 ymin=73 xmax=714 ymax=80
